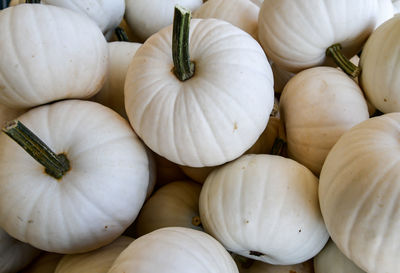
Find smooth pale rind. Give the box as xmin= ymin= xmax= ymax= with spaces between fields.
xmin=314 ymin=240 xmax=365 ymax=273
xmin=41 ymin=0 xmax=125 ymax=35
xmin=319 ymin=113 xmax=400 ymax=272
xmin=125 ymin=18 xmax=274 ymax=167
xmin=0 ymin=100 xmax=149 ymax=254
xmin=0 ymin=4 xmax=108 ymax=109
xmin=360 ymin=15 xmax=400 ymax=113
xmin=124 ymin=0 xmax=203 ymax=42
xmin=108 ymin=227 xmax=239 ymax=273
xmin=258 ymin=0 xmax=379 ymax=72
xmin=199 ymin=154 xmax=329 ymax=265
xmin=279 ymin=67 xmax=369 ymax=176
xmin=193 ymin=0 xmax=259 ymax=40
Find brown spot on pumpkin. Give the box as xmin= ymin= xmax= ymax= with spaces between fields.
xmin=298 ymin=229 xmax=301 ymax=233
xmin=384 ymin=98 xmax=388 ymax=102
xmin=233 ymin=122 xmax=238 ymax=131
xmin=105 ymin=226 xmax=108 ymax=229
xmin=28 ymin=220 xmax=33 ymax=223
xmin=245 ymin=220 xmax=249 ymax=224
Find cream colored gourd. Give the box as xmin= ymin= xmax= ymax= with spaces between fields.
xmin=108 ymin=227 xmax=239 ymax=273
xmin=234 ymin=255 xmax=313 ymax=273
xmin=132 ymin=180 xmax=202 ymax=237
xmin=193 ymin=0 xmax=259 ymax=40
xmin=125 ymin=13 xmax=274 ymax=167
xmin=20 ymin=253 xmax=63 ymax=273
xmin=314 ymin=240 xmax=365 ymax=273
xmin=41 ymin=0 xmax=125 ymax=36
xmin=54 ymin=236 xmax=134 ymax=273
xmin=91 ymin=41 xmax=141 ymax=119
xmin=279 ymin=67 xmax=369 ymax=175
xmin=0 ymin=228 xmax=41 ymax=273
xmin=258 ymin=0 xmax=379 ymax=73
xmin=0 ymin=100 xmax=149 ymax=254
xmin=0 ymin=4 xmax=108 ymax=109
xmin=359 ymin=15 xmax=400 ymax=113
xmin=319 ymin=113 xmax=400 ymax=272
xmin=199 ymin=154 xmax=329 ymax=265
xmin=124 ymin=0 xmax=203 ymax=42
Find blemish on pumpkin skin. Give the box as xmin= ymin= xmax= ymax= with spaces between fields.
xmin=28 ymin=220 xmax=34 ymax=223
xmin=233 ymin=122 xmax=238 ymax=131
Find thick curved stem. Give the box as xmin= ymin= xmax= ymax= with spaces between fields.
xmin=326 ymin=44 xmax=360 ymax=78
xmin=172 ymin=5 xmax=195 ymax=81
xmin=3 ymin=120 xmax=70 ymax=180
xmin=114 ymin=27 xmax=129 ymax=42
xmin=270 ymin=138 xmax=286 ymax=156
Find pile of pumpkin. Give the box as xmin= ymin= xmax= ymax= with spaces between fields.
xmin=0 ymin=0 xmax=399 ymax=272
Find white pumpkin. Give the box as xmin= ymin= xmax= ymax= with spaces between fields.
xmin=131 ymin=180 xmax=202 ymax=237
xmin=376 ymin=0 xmax=394 ymax=28
xmin=279 ymin=67 xmax=369 ymax=175
xmin=108 ymin=227 xmax=239 ymax=273
xmin=0 ymin=228 xmax=41 ymax=273
xmin=54 ymin=236 xmax=134 ymax=273
xmin=20 ymin=252 xmax=63 ymax=273
xmin=0 ymin=100 xmax=149 ymax=254
xmin=199 ymin=154 xmax=329 ymax=265
xmin=193 ymin=0 xmax=259 ymax=40
xmin=234 ymin=255 xmax=314 ymax=273
xmin=125 ymin=14 xmax=274 ymax=167
xmin=258 ymin=0 xmax=379 ymax=73
xmin=91 ymin=41 xmax=141 ymax=119
xmin=314 ymin=240 xmax=365 ymax=273
xmin=359 ymin=15 xmax=400 ymax=113
xmin=319 ymin=113 xmax=400 ymax=272
xmin=0 ymin=4 xmax=108 ymax=109
xmin=124 ymin=0 xmax=203 ymax=42
xmin=41 ymin=0 xmax=125 ymax=36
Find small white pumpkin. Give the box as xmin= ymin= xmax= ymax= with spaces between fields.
xmin=0 ymin=100 xmax=149 ymax=254
xmin=319 ymin=113 xmax=400 ymax=272
xmin=108 ymin=227 xmax=239 ymax=273
xmin=0 ymin=227 xmax=41 ymax=273
xmin=0 ymin=4 xmax=108 ymax=109
xmin=359 ymin=15 xmax=400 ymax=113
xmin=54 ymin=236 xmax=134 ymax=273
xmin=314 ymin=240 xmax=365 ymax=273
xmin=279 ymin=67 xmax=369 ymax=175
xmin=199 ymin=154 xmax=329 ymax=265
xmin=20 ymin=252 xmax=63 ymax=273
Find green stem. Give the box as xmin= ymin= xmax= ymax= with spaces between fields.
xmin=270 ymin=138 xmax=286 ymax=156
xmin=114 ymin=27 xmax=129 ymax=42
xmin=326 ymin=44 xmax=360 ymax=78
xmin=2 ymin=120 xmax=70 ymax=180
xmin=172 ymin=5 xmax=195 ymax=81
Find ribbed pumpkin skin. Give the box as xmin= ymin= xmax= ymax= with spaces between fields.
xmin=0 ymin=4 xmax=108 ymax=109
xmin=199 ymin=154 xmax=329 ymax=265
xmin=108 ymin=227 xmax=239 ymax=273
xmin=0 ymin=100 xmax=149 ymax=254
xmin=258 ymin=0 xmax=378 ymax=72
xmin=319 ymin=113 xmax=400 ymax=273
xmin=360 ymin=16 xmax=400 ymax=113
xmin=280 ymin=67 xmax=369 ymax=176
xmin=125 ymin=19 xmax=274 ymax=167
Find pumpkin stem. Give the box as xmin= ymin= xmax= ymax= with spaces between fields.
xmin=2 ymin=120 xmax=70 ymax=180
xmin=115 ymin=27 xmax=130 ymax=42
xmin=326 ymin=44 xmax=360 ymax=78
xmin=270 ymin=138 xmax=286 ymax=156
xmin=172 ymin=5 xmax=195 ymax=81
xmin=25 ymin=0 xmax=41 ymax=3
xmin=191 ymin=215 xmax=202 ymax=227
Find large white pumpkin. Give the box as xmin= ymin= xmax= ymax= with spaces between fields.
xmin=319 ymin=113 xmax=400 ymax=272
xmin=0 ymin=100 xmax=149 ymax=254
xmin=0 ymin=4 xmax=108 ymax=109
xmin=125 ymin=17 xmax=274 ymax=167
xmin=199 ymin=154 xmax=329 ymax=265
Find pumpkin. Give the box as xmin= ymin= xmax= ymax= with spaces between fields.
xmin=193 ymin=0 xmax=259 ymax=40
xmin=20 ymin=252 xmax=63 ymax=273
xmin=0 ymin=100 xmax=149 ymax=254
xmin=233 ymin=255 xmax=314 ymax=273
xmin=54 ymin=236 xmax=134 ymax=273
xmin=249 ymin=0 xmax=263 ymax=7
xmin=108 ymin=227 xmax=239 ymax=273
xmin=131 ymin=180 xmax=202 ymax=237
xmin=279 ymin=67 xmax=369 ymax=175
xmin=359 ymin=15 xmax=400 ymax=113
xmin=199 ymin=154 xmax=329 ymax=265
xmin=394 ymin=0 xmax=400 ymax=13
xmin=314 ymin=239 xmax=365 ymax=273
xmin=125 ymin=7 xmax=274 ymax=167
xmin=319 ymin=113 xmax=400 ymax=272
xmin=376 ymin=0 xmax=395 ymax=28
xmin=0 ymin=4 xmax=108 ymax=109
xmin=41 ymin=0 xmax=125 ymax=36
xmin=0 ymin=227 xmax=41 ymax=273
xmin=124 ymin=0 xmax=203 ymax=42
xmin=258 ymin=0 xmax=379 ymax=74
